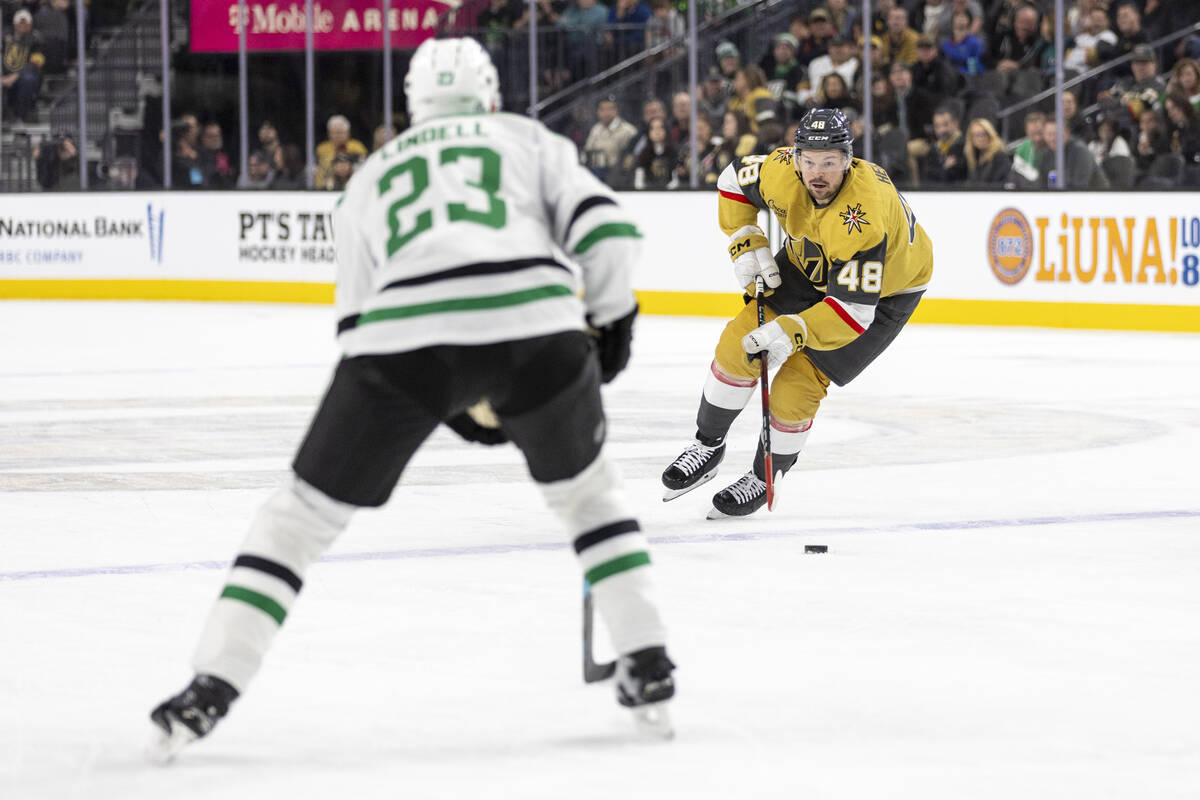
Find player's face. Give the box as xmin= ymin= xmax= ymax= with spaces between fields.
xmin=796 ymin=150 xmax=846 ymax=204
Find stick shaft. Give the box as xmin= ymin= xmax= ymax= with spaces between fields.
xmin=756 ymin=277 xmax=774 ymax=510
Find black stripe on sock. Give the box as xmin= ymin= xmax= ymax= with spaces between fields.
xmin=337 ymin=314 xmax=361 ymax=334
xmin=564 ymin=195 xmax=618 ymax=245
xmin=573 ymin=519 xmax=641 ymax=555
xmin=233 ymin=555 xmax=303 ymax=593
xmin=380 ymin=257 xmax=570 ymax=292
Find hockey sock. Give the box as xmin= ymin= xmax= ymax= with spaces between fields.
xmin=540 ymin=450 xmax=666 ymax=655
xmin=191 ymin=476 xmax=354 ymax=690
xmin=696 ymin=360 xmax=756 ymax=442
xmin=752 ymin=417 xmax=812 ymax=480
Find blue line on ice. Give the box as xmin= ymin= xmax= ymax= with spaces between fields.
xmin=3 ymin=508 xmax=1197 ymax=583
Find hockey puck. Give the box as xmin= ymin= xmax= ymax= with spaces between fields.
xmin=804 ymin=545 xmax=828 ymax=554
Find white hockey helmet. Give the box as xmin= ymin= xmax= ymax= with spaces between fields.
xmin=404 ymin=37 xmax=501 ymax=125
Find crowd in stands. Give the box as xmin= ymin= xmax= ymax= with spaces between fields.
xmin=9 ymin=0 xmax=1200 ymax=191
xmin=557 ymin=0 xmax=1200 ymax=190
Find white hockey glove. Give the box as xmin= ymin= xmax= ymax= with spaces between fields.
xmin=728 ymin=225 xmax=781 ymax=291
xmin=742 ymin=315 xmax=807 ymax=371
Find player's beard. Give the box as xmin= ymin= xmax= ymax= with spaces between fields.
xmin=804 ymin=174 xmax=841 ymax=205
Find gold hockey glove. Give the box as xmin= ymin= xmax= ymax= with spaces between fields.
xmin=742 ymin=315 xmax=807 ymax=370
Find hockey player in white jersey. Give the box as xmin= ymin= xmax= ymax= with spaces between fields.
xmin=149 ymin=37 xmax=675 ymax=759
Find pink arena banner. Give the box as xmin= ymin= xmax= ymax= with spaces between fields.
xmin=189 ymin=0 xmax=451 ymax=52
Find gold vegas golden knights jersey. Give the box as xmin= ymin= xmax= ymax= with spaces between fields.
xmin=716 ymin=149 xmax=933 ymax=385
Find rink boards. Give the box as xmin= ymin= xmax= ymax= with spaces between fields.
xmin=1 ymin=190 xmax=1198 ymax=332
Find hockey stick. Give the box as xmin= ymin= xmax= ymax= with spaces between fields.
xmin=755 ymin=276 xmax=775 ymax=511
xmin=582 ymin=580 xmax=616 ymax=683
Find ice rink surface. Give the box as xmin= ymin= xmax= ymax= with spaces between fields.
xmin=2 ymin=301 xmax=1198 ymax=799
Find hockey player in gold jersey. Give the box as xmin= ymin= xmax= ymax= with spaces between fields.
xmin=662 ymin=108 xmax=933 ymax=517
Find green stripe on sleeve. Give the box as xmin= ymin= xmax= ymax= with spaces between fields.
xmin=584 ymin=551 xmax=651 ymax=585
xmin=573 ymin=222 xmax=642 ymax=255
xmin=221 ymin=584 xmax=288 ymax=625
xmin=358 ymin=284 xmax=573 ymax=326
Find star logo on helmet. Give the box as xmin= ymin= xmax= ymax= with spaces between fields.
xmin=839 ymin=203 xmax=869 ymax=234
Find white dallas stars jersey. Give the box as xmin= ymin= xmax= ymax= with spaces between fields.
xmin=333 ymin=112 xmax=642 ymax=357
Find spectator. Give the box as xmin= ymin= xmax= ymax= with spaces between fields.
xmin=729 ymin=65 xmax=782 ymax=148
xmin=881 ymin=6 xmax=920 ymax=67
xmin=676 ymin=113 xmax=722 ymax=186
xmin=888 ymin=60 xmax=937 ymax=140
xmin=33 ymin=132 xmax=79 ymax=190
xmin=325 ymin=152 xmax=359 ymax=191
xmin=582 ymin=97 xmax=637 ymax=183
xmin=271 ymin=143 xmax=308 ymax=189
xmin=105 ymin=155 xmax=155 ymax=190
xmin=644 ymin=0 xmax=683 ymax=53
xmin=606 ymin=0 xmax=652 ymax=60
xmin=763 ymin=33 xmax=806 ymax=122
xmin=934 ymin=0 xmax=984 ymax=44
xmin=171 ymin=122 xmax=206 ymax=189
xmin=1066 ymin=0 xmax=1102 ymax=36
xmin=963 ymin=118 xmax=1012 ymax=186
xmin=668 ymin=90 xmax=691 ymax=146
xmin=315 ymin=115 xmax=368 ymax=188
xmin=514 ymin=0 xmax=565 ymax=30
xmin=199 ymin=122 xmax=236 ymax=189
xmin=1064 ymin=8 xmax=1116 ymax=74
xmin=237 ymin=149 xmax=275 ymax=189
xmin=805 ymin=35 xmax=859 ymax=106
xmin=1168 ymin=58 xmax=1200 ymax=112
xmin=913 ymin=33 xmax=961 ymax=97
xmin=1163 ymin=91 xmax=1200 ymax=165
xmin=815 ymin=72 xmax=859 ymax=117
xmin=913 ymin=0 xmax=953 ymax=42
xmin=1096 ymin=2 xmax=1148 ymax=81
xmin=984 ymin=0 xmax=1022 ymax=43
xmin=1133 ymin=108 xmax=1170 ymax=172
xmin=1039 ymin=119 xmax=1109 ymax=187
xmin=1087 ymin=113 xmax=1133 ymax=163
xmin=869 ymin=0 xmax=896 ymax=39
xmin=257 ymin=120 xmax=282 ymax=164
xmin=557 ymin=0 xmax=606 ymax=81
xmin=179 ymin=112 xmax=201 ymax=152
xmin=697 ymin=66 xmax=730 ymax=121
xmin=372 ymin=122 xmax=399 ymax=152
xmin=633 ymin=116 xmax=678 ymax=189
xmin=914 ymin=104 xmax=967 ymax=186
xmin=1 ymin=9 xmax=44 ymax=123
xmin=476 ymin=0 xmax=518 ymax=49
xmin=715 ymin=40 xmax=741 ymax=81
xmin=1061 ymin=88 xmax=1093 ymax=141
xmin=987 ymin=3 xmax=1046 ymax=73
xmin=797 ymin=8 xmax=835 ymax=66
xmin=627 ymin=97 xmax=668 ymax=165
xmin=1007 ymin=109 xmax=1045 ymax=185
xmin=870 ymin=71 xmax=902 ymax=132
xmin=1109 ymin=44 xmax=1167 ymax=119
xmin=942 ymin=10 xmax=985 ymax=75
xmin=714 ymin=109 xmax=758 ymax=172
xmin=826 ymin=0 xmax=860 ymax=39
xmin=32 ymin=0 xmax=68 ymax=74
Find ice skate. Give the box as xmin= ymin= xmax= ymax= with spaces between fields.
xmin=707 ymin=471 xmax=769 ymax=519
xmin=615 ymin=646 xmax=676 ymax=739
xmin=661 ymin=439 xmax=725 ymax=501
xmin=148 ymin=674 xmax=239 ymax=763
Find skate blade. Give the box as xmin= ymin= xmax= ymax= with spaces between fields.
xmin=662 ymin=468 xmax=718 ymax=502
xmin=631 ymin=702 xmax=675 ymax=740
xmin=146 ymin=722 xmax=197 ymax=764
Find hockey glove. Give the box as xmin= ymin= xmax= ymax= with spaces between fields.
xmin=590 ymin=303 xmax=638 ymax=383
xmin=728 ymin=225 xmax=781 ymax=291
xmin=444 ymin=412 xmax=508 ymax=446
xmin=742 ymin=315 xmax=807 ymax=371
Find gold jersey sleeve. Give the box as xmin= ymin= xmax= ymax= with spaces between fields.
xmin=721 ymin=151 xmax=933 ymax=351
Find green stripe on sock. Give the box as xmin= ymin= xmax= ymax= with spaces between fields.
xmin=358 ymin=284 xmax=573 ymax=326
xmin=221 ymin=584 xmax=287 ymax=625
xmin=585 ymin=551 xmax=651 ymax=585
xmin=573 ymin=223 xmax=642 ymax=255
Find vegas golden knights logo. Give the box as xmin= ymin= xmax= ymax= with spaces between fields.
xmin=786 ymin=236 xmax=828 ymax=284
